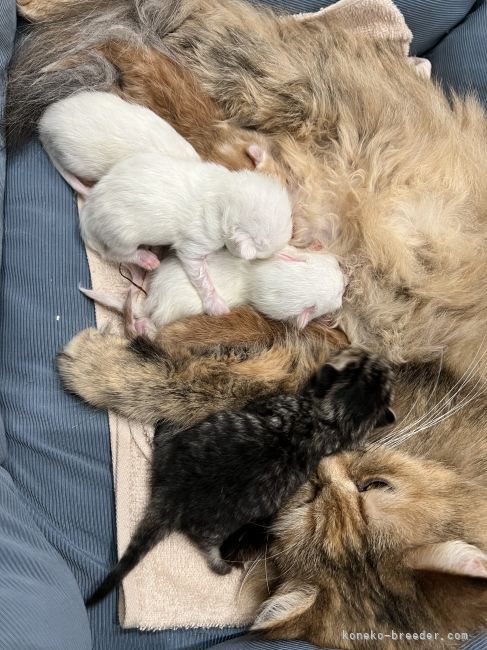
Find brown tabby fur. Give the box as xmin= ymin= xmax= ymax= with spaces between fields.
xmin=11 ymin=0 xmax=487 ymax=645
xmin=58 ymin=308 xmax=347 ymax=426
xmin=151 ymin=0 xmax=487 ymax=382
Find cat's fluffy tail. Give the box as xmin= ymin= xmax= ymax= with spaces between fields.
xmin=86 ymin=513 xmax=167 ymax=606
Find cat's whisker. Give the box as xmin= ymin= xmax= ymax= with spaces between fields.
xmin=406 ymin=369 xmax=486 ymax=436
xmin=395 ymin=354 xmax=481 ymax=436
xmin=386 ymin=385 xmax=482 ymax=447
xmin=387 ymin=383 xmax=485 ymax=447
xmin=264 ymin=541 xmax=271 ymax=595
xmin=262 ymin=546 xmax=292 ymax=562
xmin=237 ymin=554 xmax=264 ymax=603
xmin=389 ymin=351 xmax=445 ymax=438
xmin=377 ymin=342 xmax=487 ymax=447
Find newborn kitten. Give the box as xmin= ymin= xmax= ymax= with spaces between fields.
xmin=80 ymin=247 xmax=345 ymax=334
xmin=79 ymin=152 xmax=292 ymax=313
xmin=86 ymin=348 xmax=394 ymax=606
xmin=39 ymin=90 xmax=200 ymax=192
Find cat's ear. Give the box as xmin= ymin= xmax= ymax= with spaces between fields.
xmin=405 ymin=541 xmax=487 ymax=579
xmin=252 ymin=585 xmax=318 ymax=632
xmin=231 ymin=230 xmax=257 ymax=260
xmin=375 ymin=407 xmax=396 ymax=428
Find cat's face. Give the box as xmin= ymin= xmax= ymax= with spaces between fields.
xmin=253 ymin=448 xmax=487 ymax=648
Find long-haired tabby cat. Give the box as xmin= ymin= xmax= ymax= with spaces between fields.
xmin=8 ymin=0 xmax=487 ymax=645
xmin=58 ymin=313 xmax=487 ymax=647
xmin=224 ymin=362 xmax=487 ymax=649
xmin=7 ymin=0 xmax=487 ymax=384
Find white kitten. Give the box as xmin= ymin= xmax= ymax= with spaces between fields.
xmin=79 ymin=152 xmax=292 ymax=314
xmin=250 ymin=248 xmax=346 ymax=328
xmin=39 ymin=91 xmax=199 ymax=193
xmin=81 ymin=247 xmax=345 ymax=330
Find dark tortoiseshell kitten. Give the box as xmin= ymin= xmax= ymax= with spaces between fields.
xmin=87 ymin=348 xmax=394 ymax=606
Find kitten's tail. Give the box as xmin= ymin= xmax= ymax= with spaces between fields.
xmin=86 ymin=514 xmax=167 ymax=607
xmin=79 ymin=287 xmax=144 ymax=320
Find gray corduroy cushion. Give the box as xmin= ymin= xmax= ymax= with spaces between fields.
xmin=0 ymin=6 xmax=92 ymax=650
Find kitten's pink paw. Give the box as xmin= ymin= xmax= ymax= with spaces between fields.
xmin=204 ymin=295 xmax=230 ymax=316
xmin=133 ymin=249 xmax=160 ymax=271
xmin=308 ymin=240 xmax=324 ymax=251
xmin=134 ymin=318 xmax=151 ymax=336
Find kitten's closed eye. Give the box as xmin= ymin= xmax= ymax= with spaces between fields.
xmin=356 ymin=478 xmax=392 ymax=492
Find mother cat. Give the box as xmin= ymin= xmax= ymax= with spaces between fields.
xmin=7 ymin=0 xmax=487 ymax=646
xmin=8 ymin=0 xmax=487 ymax=381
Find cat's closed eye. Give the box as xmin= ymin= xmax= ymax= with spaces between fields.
xmin=356 ymin=478 xmax=393 ymax=492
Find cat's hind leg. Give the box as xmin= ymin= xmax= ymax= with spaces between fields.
xmin=178 ymin=254 xmax=229 ymax=316
xmin=129 ymin=248 xmax=160 ymax=271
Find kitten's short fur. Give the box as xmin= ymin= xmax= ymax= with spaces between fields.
xmin=78 ymin=152 xmax=292 ymax=313
xmin=86 ymin=348 xmax=394 ymax=606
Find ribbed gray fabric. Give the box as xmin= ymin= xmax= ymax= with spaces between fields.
xmin=0 ymin=0 xmax=15 ymax=465
xmin=0 ymin=1 xmax=486 ymax=649
xmin=428 ymin=0 xmax=487 ymax=105
xmin=464 ymin=635 xmax=487 ymax=650
xmin=0 ymin=467 xmax=92 ymax=650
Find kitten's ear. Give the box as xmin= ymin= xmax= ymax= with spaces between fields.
xmin=246 ymin=144 xmax=266 ymax=167
xmin=252 ymin=585 xmax=318 ymax=632
xmin=231 ymin=230 xmax=258 ymax=260
xmin=375 ymin=407 xmax=396 ymax=428
xmin=296 ymin=305 xmax=316 ymax=329
xmin=405 ymin=541 xmax=487 ymax=579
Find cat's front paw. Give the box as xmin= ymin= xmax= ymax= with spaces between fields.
xmin=314 ymin=348 xmax=395 ymax=443
xmin=57 ymin=327 xmax=128 ymax=405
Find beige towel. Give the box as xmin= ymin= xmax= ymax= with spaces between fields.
xmin=83 ymin=0 xmax=430 ymax=631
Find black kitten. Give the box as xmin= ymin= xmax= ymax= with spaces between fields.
xmin=87 ymin=348 xmax=394 ymax=606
